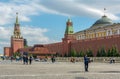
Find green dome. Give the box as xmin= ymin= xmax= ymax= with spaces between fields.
xmin=91 ymin=15 xmax=113 ymax=28
xmin=94 ymin=15 xmax=113 ymax=25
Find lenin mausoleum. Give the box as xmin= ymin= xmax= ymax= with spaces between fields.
xmin=4 ymin=12 xmax=120 ymax=57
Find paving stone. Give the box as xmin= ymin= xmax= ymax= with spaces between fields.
xmin=0 ymin=60 xmax=120 ymax=79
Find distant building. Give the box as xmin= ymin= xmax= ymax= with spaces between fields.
xmin=75 ymin=15 xmax=118 ymax=40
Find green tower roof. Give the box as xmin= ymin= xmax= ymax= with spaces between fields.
xmin=65 ymin=19 xmax=74 ymax=34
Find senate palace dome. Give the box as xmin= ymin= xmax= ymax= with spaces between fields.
xmin=90 ymin=15 xmax=113 ymax=29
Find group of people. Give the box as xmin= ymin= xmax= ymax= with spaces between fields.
xmin=110 ymin=58 xmax=115 ymax=64
xmin=23 ymin=55 xmax=32 ymax=65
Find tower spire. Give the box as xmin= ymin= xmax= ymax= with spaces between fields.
xmin=15 ymin=12 xmax=19 ymax=24
xmin=104 ymin=8 xmax=106 ymax=16
xmin=13 ymin=12 xmax=22 ymax=39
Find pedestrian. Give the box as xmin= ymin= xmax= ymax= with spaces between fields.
xmin=51 ymin=55 xmax=55 ymax=63
xmin=84 ymin=55 xmax=90 ymax=72
xmin=112 ymin=58 xmax=115 ymax=63
xmin=10 ymin=56 xmax=13 ymax=62
xmin=25 ymin=56 xmax=28 ymax=65
xmin=70 ymin=57 xmax=75 ymax=63
xmin=23 ymin=55 xmax=26 ymax=64
xmin=29 ymin=56 xmax=32 ymax=65
xmin=110 ymin=58 xmax=112 ymax=64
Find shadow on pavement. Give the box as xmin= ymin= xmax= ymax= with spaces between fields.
xmin=99 ymin=71 xmax=120 ymax=73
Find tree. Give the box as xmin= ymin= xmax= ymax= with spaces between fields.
xmin=79 ymin=51 xmax=85 ymax=57
xmin=86 ymin=49 xmax=93 ymax=57
xmin=97 ymin=47 xmax=106 ymax=57
xmin=13 ymin=52 xmax=21 ymax=58
xmin=100 ymin=47 xmax=106 ymax=57
xmin=70 ymin=49 xmax=77 ymax=57
xmin=110 ymin=46 xmax=119 ymax=57
xmin=107 ymin=49 xmax=111 ymax=57
xmin=96 ymin=49 xmax=101 ymax=57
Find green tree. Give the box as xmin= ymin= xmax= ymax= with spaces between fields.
xmin=96 ymin=49 xmax=101 ymax=57
xmin=79 ymin=51 xmax=85 ymax=57
xmin=107 ymin=49 xmax=111 ymax=57
xmin=110 ymin=46 xmax=119 ymax=57
xmin=100 ymin=47 xmax=106 ymax=57
xmin=13 ymin=52 xmax=21 ymax=58
xmin=70 ymin=49 xmax=77 ymax=57
xmin=76 ymin=52 xmax=80 ymax=57
xmin=86 ymin=49 xmax=93 ymax=57
xmin=97 ymin=47 xmax=106 ymax=57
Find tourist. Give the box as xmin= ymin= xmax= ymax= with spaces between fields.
xmin=25 ymin=56 xmax=28 ymax=64
xmin=29 ymin=56 xmax=32 ymax=65
xmin=70 ymin=57 xmax=75 ymax=63
xmin=10 ymin=56 xmax=13 ymax=62
xmin=51 ymin=55 xmax=55 ymax=63
xmin=23 ymin=55 xmax=26 ymax=64
xmin=84 ymin=55 xmax=90 ymax=72
xmin=112 ymin=58 xmax=115 ymax=63
xmin=110 ymin=58 xmax=112 ymax=64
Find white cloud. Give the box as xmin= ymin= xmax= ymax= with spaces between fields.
xmin=0 ymin=0 xmax=120 ymax=26
xmin=21 ymin=26 xmax=50 ymax=45
xmin=0 ymin=25 xmax=58 ymax=54
xmin=40 ymin=0 xmax=120 ymax=20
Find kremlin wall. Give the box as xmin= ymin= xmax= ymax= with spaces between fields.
xmin=4 ymin=13 xmax=120 ymax=57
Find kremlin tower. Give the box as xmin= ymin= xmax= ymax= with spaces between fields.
xmin=4 ymin=13 xmax=24 ymax=56
xmin=62 ymin=18 xmax=76 ymax=56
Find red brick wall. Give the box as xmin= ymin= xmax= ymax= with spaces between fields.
xmin=19 ymin=35 xmax=120 ymax=57
xmin=4 ymin=47 xmax=11 ymax=56
xmin=71 ymin=35 xmax=120 ymax=56
xmin=11 ymin=38 xmax=24 ymax=54
xmin=44 ymin=42 xmax=63 ymax=56
xmin=44 ymin=35 xmax=120 ymax=56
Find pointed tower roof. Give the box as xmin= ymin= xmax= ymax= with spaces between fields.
xmin=15 ymin=12 xmax=19 ymax=24
xmin=12 ymin=12 xmax=22 ymax=39
xmin=65 ymin=18 xmax=74 ymax=34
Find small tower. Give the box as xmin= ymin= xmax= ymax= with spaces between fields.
xmin=63 ymin=18 xmax=75 ymax=40
xmin=62 ymin=18 xmax=76 ymax=56
xmin=11 ymin=13 xmax=24 ymax=55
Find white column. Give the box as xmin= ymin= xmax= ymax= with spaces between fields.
xmin=118 ymin=29 xmax=120 ymax=34
xmin=110 ymin=29 xmax=112 ymax=35
xmin=106 ymin=30 xmax=108 ymax=36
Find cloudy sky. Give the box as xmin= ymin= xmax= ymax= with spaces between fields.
xmin=0 ymin=0 xmax=120 ymax=54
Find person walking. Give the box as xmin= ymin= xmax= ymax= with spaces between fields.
xmin=84 ymin=55 xmax=90 ymax=72
xmin=51 ymin=55 xmax=55 ymax=63
xmin=10 ymin=56 xmax=13 ymax=62
xmin=25 ymin=56 xmax=28 ymax=65
xmin=23 ymin=55 xmax=26 ymax=64
xmin=29 ymin=56 xmax=32 ymax=65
